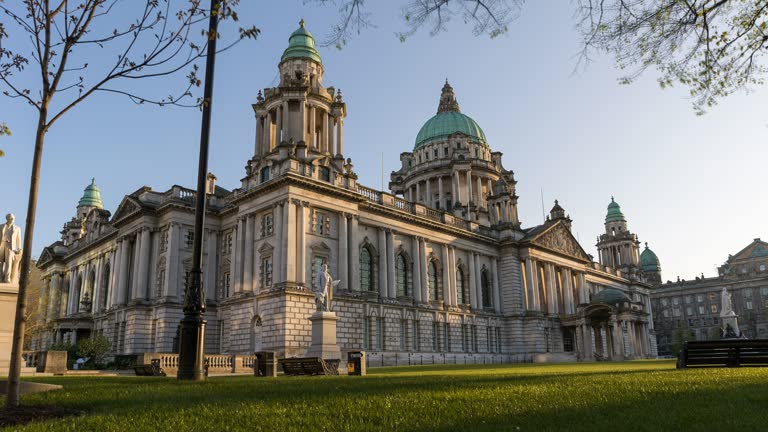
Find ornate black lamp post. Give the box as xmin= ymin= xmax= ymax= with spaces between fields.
xmin=177 ymin=0 xmax=221 ymax=381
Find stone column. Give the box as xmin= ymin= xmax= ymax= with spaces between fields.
xmin=416 ymin=181 xmax=421 ymax=204
xmin=205 ymin=230 xmax=218 ymax=300
xmin=338 ymin=213 xmax=348 ymax=291
xmin=378 ymin=228 xmax=388 ymax=299
xmin=321 ymin=111 xmax=329 ymax=152
xmin=491 ymin=257 xmax=501 ymax=313
xmin=328 ymin=115 xmax=335 ymax=154
xmin=476 ymin=176 xmax=483 ymax=208
xmin=524 ymin=257 xmax=539 ymax=311
xmin=412 ymin=236 xmax=422 ymax=303
xmin=130 ymin=232 xmax=142 ymax=301
xmin=468 ymin=252 xmax=477 ymax=309
xmin=273 ymin=202 xmax=283 ymax=284
xmin=297 ymin=203 xmax=307 ymax=286
xmin=137 ymin=228 xmax=151 ymax=300
xmin=276 ymin=105 xmax=283 ymax=144
xmin=426 ymin=179 xmax=432 ymax=207
xmin=473 ymin=253 xmax=482 ymax=308
xmin=117 ymin=239 xmax=130 ymax=304
xmin=109 ymin=244 xmax=121 ymax=306
xmin=386 ymin=230 xmax=396 ymax=299
xmin=243 ymin=214 xmax=254 ymax=292
xmin=577 ymin=272 xmax=588 ymax=304
xmin=438 ymin=176 xmax=444 ymax=209
xmin=466 ymin=171 xmax=473 ymax=205
xmin=452 ymin=171 xmax=459 ymax=205
xmin=349 ymin=216 xmax=359 ymax=291
xmin=441 ymin=244 xmax=450 ymax=306
xmin=254 ymin=113 xmax=261 ymax=156
xmin=336 ymin=117 xmax=344 ymax=155
xmin=298 ymin=99 xmax=306 ymax=143
xmin=234 ymin=217 xmax=244 ymax=292
xmin=228 ymin=225 xmax=238 ymax=295
xmin=486 ymin=178 xmax=493 ymax=200
xmin=309 ymin=105 xmax=316 ymax=148
xmin=419 ymin=238 xmax=428 ymax=301
xmin=285 ymin=199 xmax=297 ymax=283
xmin=448 ymin=246 xmax=457 ymax=306
xmin=545 ymin=263 xmax=557 ymax=314
xmin=562 ymin=268 xmax=573 ymax=314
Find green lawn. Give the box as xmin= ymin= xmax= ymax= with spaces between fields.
xmin=3 ymin=360 xmax=768 ymax=431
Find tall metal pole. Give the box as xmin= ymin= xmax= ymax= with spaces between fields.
xmin=177 ymin=0 xmax=220 ymax=381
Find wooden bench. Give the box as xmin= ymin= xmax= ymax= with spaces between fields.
xmin=279 ymin=357 xmax=340 ymax=376
xmin=677 ymin=339 xmax=768 ymax=368
xmin=133 ymin=359 xmax=167 ymax=376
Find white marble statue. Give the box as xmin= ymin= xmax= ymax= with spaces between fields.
xmin=720 ymin=287 xmax=735 ymax=317
xmin=0 ymin=213 xmax=22 ymax=283
xmin=313 ymin=264 xmax=340 ymax=312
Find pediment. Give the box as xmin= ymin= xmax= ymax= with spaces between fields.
xmin=531 ymin=223 xmax=591 ymax=261
xmin=37 ymin=247 xmax=57 ymax=267
xmin=111 ymin=197 xmax=142 ymax=223
xmin=730 ymin=240 xmax=768 ymax=262
xmin=258 ymin=242 xmax=274 ymax=254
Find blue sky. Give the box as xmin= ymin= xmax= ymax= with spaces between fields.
xmin=2 ymin=1 xmax=767 ymax=281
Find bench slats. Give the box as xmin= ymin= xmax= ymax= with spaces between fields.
xmin=677 ymin=339 xmax=768 ymax=369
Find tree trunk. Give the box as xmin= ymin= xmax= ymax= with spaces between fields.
xmin=5 ymin=108 xmax=47 ymax=409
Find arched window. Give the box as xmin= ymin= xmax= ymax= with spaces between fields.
xmin=101 ymin=264 xmax=110 ymax=310
xmin=396 ymin=254 xmax=409 ymax=296
xmin=481 ymin=270 xmax=493 ymax=309
xmin=360 ymin=247 xmax=374 ymax=292
xmin=428 ymin=261 xmax=438 ymax=301
xmin=260 ymin=167 xmax=270 ymax=183
xmin=456 ymin=268 xmax=466 ymax=304
xmin=74 ymin=275 xmax=83 ymax=313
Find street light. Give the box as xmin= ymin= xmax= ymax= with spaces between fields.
xmin=177 ymin=0 xmax=221 ymax=381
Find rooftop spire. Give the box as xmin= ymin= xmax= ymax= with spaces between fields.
xmin=437 ymin=80 xmax=461 ymax=114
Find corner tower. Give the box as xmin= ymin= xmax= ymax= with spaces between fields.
xmin=251 ymin=20 xmax=346 ymax=160
xmin=640 ymin=243 xmax=662 ymax=284
xmin=595 ymin=197 xmax=641 ymax=271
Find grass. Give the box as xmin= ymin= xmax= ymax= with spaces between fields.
xmin=2 ymin=360 xmax=768 ymax=431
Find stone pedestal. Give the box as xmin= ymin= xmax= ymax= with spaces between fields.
xmin=0 ymin=282 xmax=19 ymax=371
xmin=306 ymin=311 xmax=341 ymax=361
xmin=721 ymin=313 xmax=742 ymax=339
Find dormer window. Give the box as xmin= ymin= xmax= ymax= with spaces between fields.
xmin=260 ymin=167 xmax=270 ymax=183
xmin=319 ymin=166 xmax=331 ymax=182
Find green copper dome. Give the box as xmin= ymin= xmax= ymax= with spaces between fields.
xmin=280 ymin=19 xmax=322 ymax=64
xmin=414 ymin=81 xmax=488 ymax=150
xmin=591 ymin=288 xmax=630 ymax=305
xmin=640 ymin=243 xmax=661 ymax=272
xmin=605 ymin=197 xmax=626 ymax=223
xmin=78 ymin=178 xmax=103 ymax=209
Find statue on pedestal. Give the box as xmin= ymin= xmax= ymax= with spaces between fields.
xmin=720 ymin=287 xmax=735 ymax=317
xmin=313 ymin=264 xmax=340 ymax=312
xmin=0 ymin=213 xmax=22 ymax=283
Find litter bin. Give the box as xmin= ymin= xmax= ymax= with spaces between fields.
xmin=347 ymin=351 xmax=366 ymax=376
xmin=255 ymin=351 xmax=277 ymax=377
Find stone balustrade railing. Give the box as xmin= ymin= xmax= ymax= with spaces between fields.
xmin=141 ymin=353 xmax=256 ymax=375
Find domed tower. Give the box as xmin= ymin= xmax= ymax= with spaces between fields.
xmin=251 ymin=20 xmax=346 ymax=162
xmin=640 ymin=242 xmax=662 ymax=284
xmin=77 ymin=178 xmax=103 ymax=218
xmin=595 ymin=197 xmax=641 ymax=271
xmin=390 ymin=80 xmax=516 ymax=226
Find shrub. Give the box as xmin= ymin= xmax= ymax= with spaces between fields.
xmin=76 ymin=335 xmax=112 ymax=368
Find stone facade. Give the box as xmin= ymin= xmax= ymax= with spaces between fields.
xmin=34 ymin=21 xmax=658 ymax=364
xmin=651 ymin=238 xmax=768 ymax=356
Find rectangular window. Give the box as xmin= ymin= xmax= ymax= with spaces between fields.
xmin=377 ymin=317 xmax=384 ymax=350
xmin=711 ymin=304 xmax=718 ymax=313
xmin=698 ymin=305 xmax=705 ymax=314
xmin=709 ymin=292 xmax=717 ymax=301
xmin=260 ymin=257 xmax=273 ymax=289
xmin=223 ymin=272 xmax=231 ymax=298
xmin=673 ymin=297 xmax=680 ymax=305
xmin=747 ymin=300 xmax=754 ymax=310
xmin=260 ymin=213 xmax=273 ymax=237
xmin=432 ymin=322 xmax=439 ymax=352
xmin=686 ymin=306 xmax=693 ymax=316
xmin=444 ymin=323 xmax=450 ymax=352
xmin=314 ymin=212 xmax=330 ymax=236
xmin=661 ymin=298 xmax=668 ymax=307
xmin=185 ymin=230 xmax=194 ymax=248
xmin=663 ymin=310 xmax=670 ymax=318
xmin=696 ymin=294 xmax=704 ymax=303
xmin=744 ymin=289 xmax=753 ymax=299
xmin=684 ymin=295 xmax=692 ymax=304
xmin=412 ymin=320 xmax=420 ymax=351
xmin=673 ymin=308 xmax=681 ymax=317
xmin=400 ymin=319 xmax=406 ymax=351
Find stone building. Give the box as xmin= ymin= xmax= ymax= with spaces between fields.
xmin=35 ymin=21 xmax=658 ymax=363
xmin=651 ymin=238 xmax=768 ymax=355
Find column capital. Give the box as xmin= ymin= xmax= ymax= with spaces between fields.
xmin=290 ymin=198 xmax=302 ymax=206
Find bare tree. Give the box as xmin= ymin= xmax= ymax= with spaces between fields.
xmin=0 ymin=0 xmax=257 ymax=409
xmin=308 ymin=0 xmax=524 ymax=47
xmin=575 ymin=0 xmax=768 ymax=113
